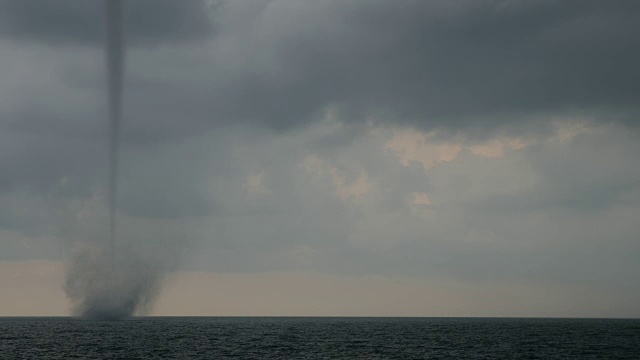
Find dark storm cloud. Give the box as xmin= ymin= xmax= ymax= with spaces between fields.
xmin=45 ymin=0 xmax=634 ymax=140
xmin=4 ymin=0 xmax=638 ymax=141
xmin=1 ymin=0 xmax=640 ymax=217
xmin=0 ymin=0 xmax=215 ymax=45
xmin=201 ymin=0 xmax=640 ymax=133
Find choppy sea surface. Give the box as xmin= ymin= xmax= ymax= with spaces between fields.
xmin=1 ymin=317 xmax=638 ymax=359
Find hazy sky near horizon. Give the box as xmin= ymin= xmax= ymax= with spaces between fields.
xmin=1 ymin=0 xmax=639 ymax=316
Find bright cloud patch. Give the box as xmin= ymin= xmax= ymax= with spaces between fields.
xmin=386 ymin=129 xmax=530 ymax=172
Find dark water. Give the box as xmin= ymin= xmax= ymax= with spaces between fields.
xmin=1 ymin=317 xmax=638 ymax=359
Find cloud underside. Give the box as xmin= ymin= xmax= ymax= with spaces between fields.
xmin=0 ymin=0 xmax=638 ymax=137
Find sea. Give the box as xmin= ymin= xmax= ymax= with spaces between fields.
xmin=1 ymin=317 xmax=638 ymax=359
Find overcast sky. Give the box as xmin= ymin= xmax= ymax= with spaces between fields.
xmin=1 ymin=0 xmax=639 ymax=317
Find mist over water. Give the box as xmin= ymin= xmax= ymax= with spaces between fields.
xmin=62 ymin=190 xmax=181 ymax=319
xmin=64 ymin=243 xmax=165 ymax=319
xmin=64 ymin=0 xmax=169 ymax=320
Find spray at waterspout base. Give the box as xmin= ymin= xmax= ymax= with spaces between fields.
xmin=65 ymin=243 xmax=164 ymax=320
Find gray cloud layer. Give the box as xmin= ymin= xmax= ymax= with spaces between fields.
xmin=1 ymin=0 xmax=638 ymax=208
xmin=1 ymin=0 xmax=639 ymax=315
xmin=2 ymin=0 xmax=638 ymax=139
xmin=0 ymin=0 xmax=215 ymax=45
xmin=0 ymin=0 xmax=638 ymax=220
